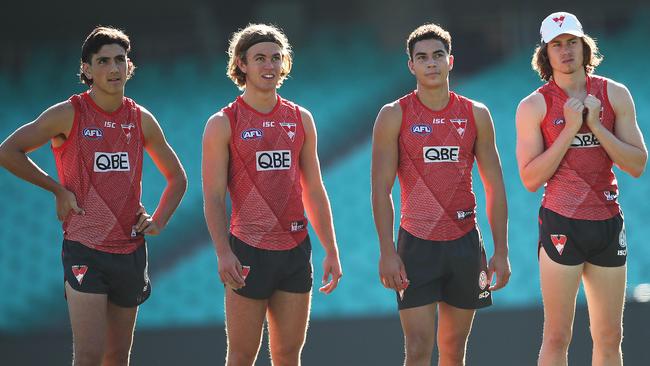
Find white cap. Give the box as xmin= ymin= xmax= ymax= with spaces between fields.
xmin=540 ymin=12 xmax=584 ymax=43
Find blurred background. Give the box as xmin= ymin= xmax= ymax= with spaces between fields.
xmin=1 ymin=0 xmax=649 ymax=364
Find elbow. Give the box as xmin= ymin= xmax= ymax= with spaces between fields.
xmin=628 ymin=165 xmax=645 ymax=178
xmin=625 ymin=154 xmax=648 ymax=178
xmin=518 ymin=166 xmax=541 ymax=192
xmin=179 ymin=174 xmax=189 ymax=193
xmin=521 ymin=178 xmax=541 ymax=192
xmin=173 ymin=170 xmax=189 ymax=193
xmin=0 ymin=144 xmax=10 ymax=168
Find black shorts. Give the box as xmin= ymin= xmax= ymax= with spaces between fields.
xmin=538 ymin=207 xmax=626 ymax=267
xmin=229 ymin=234 xmax=313 ymax=299
xmin=62 ymin=240 xmax=151 ymax=307
xmin=397 ymin=227 xmax=491 ymax=310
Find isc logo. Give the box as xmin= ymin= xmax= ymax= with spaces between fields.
xmin=423 ymin=146 xmax=460 ymax=162
xmin=82 ymin=128 xmax=103 ymax=139
xmin=94 ymin=152 xmax=130 ymax=172
xmin=256 ymin=150 xmax=291 ymax=171
xmin=571 ymin=133 xmax=600 ymax=148
xmin=411 ymin=124 xmax=431 ymax=135
xmin=242 ymin=128 xmax=263 ymax=140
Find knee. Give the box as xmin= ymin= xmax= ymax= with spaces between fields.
xmin=437 ymin=331 xmax=469 ymax=362
xmin=103 ymin=348 xmax=131 ymax=366
xmin=542 ymin=328 xmax=573 ymax=352
xmin=227 ymin=348 xmax=259 ymax=366
xmin=271 ymin=340 xmax=305 ymax=364
xmin=591 ymin=325 xmax=622 ymax=350
xmin=73 ymin=348 xmax=104 ymax=366
xmin=404 ymin=332 xmax=435 ymax=361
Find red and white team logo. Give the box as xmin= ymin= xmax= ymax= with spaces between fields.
xmin=450 ymin=119 xmax=467 ymax=137
xmin=121 ymin=123 xmax=136 ymax=143
xmin=619 ymin=226 xmax=627 ymax=248
xmin=71 ymin=265 xmax=88 ymax=285
xmin=478 ymin=270 xmax=488 ymax=290
xmin=280 ymin=122 xmax=297 ymax=142
xmin=550 ymin=234 xmax=567 ymax=255
xmin=553 ymin=15 xmax=566 ymax=27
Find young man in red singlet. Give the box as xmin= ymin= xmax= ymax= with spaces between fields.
xmin=516 ymin=12 xmax=647 ymax=366
xmin=0 ymin=27 xmax=187 ymax=365
xmin=371 ymin=23 xmax=510 ymax=365
xmin=201 ymin=23 xmax=342 ymax=366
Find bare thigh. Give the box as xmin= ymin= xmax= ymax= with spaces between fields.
xmin=266 ymin=290 xmax=311 ymax=362
xmin=65 ymin=281 xmax=109 ymax=364
xmin=225 ymin=289 xmax=268 ymax=363
xmin=436 ymin=301 xmax=475 ymax=353
xmin=103 ymin=301 xmax=138 ymax=365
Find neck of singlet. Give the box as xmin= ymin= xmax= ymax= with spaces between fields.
xmin=551 ymin=71 xmax=590 ymax=99
xmin=84 ymin=89 xmax=126 ymax=117
xmin=413 ymin=89 xmax=454 ymax=114
xmin=239 ymin=90 xmax=281 ymax=115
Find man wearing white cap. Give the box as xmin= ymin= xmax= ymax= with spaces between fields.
xmin=516 ymin=11 xmax=647 ymax=366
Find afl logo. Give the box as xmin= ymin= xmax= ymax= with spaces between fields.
xmin=241 ymin=128 xmax=263 ymax=140
xmin=82 ymin=128 xmax=103 ymax=139
xmin=479 ymin=271 xmax=488 ymax=290
xmin=411 ymin=124 xmax=431 ymax=135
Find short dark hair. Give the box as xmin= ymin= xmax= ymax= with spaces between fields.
xmin=406 ymin=23 xmax=452 ymax=60
xmin=79 ymin=26 xmax=134 ymax=86
xmin=531 ymin=35 xmax=603 ymax=81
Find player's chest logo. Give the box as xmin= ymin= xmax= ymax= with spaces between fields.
xmin=241 ymin=128 xmax=263 ymax=140
xmin=121 ymin=123 xmax=136 ymax=143
xmin=411 ymin=124 xmax=432 ymax=135
xmin=82 ymin=127 xmax=103 ymax=140
xmin=280 ymin=122 xmax=297 ymax=142
xmin=450 ymin=119 xmax=467 ymax=137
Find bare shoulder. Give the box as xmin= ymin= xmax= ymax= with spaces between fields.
xmin=518 ymin=91 xmax=545 ymax=112
xmin=374 ymin=101 xmax=403 ymax=130
xmin=605 ymin=78 xmax=634 ymax=104
xmin=516 ymin=91 xmax=546 ymax=126
xmin=137 ymin=104 xmax=157 ymax=125
xmin=297 ymin=105 xmax=316 ymax=132
xmin=379 ymin=100 xmax=402 ymax=119
xmin=470 ymin=99 xmax=491 ymax=120
xmin=41 ymin=100 xmax=75 ymax=123
xmin=204 ymin=109 xmax=231 ymax=141
xmin=33 ymin=100 xmax=76 ymax=137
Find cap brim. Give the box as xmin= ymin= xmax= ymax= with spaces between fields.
xmin=542 ymin=30 xmax=584 ymax=43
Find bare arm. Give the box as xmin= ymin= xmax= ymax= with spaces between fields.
xmin=299 ymin=108 xmax=342 ymax=294
xmin=0 ymin=101 xmax=83 ymax=220
xmin=137 ymin=108 xmax=188 ymax=235
xmin=201 ymin=112 xmax=244 ymax=289
xmin=370 ymin=102 xmax=407 ymax=292
xmin=515 ymin=92 xmax=583 ymax=191
xmin=473 ymin=102 xmax=510 ymax=291
xmin=584 ymin=81 xmax=647 ymax=177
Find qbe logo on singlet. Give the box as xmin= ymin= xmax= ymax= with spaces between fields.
xmin=423 ymin=146 xmax=460 ymax=163
xmin=256 ymin=150 xmax=291 ymax=171
xmin=94 ymin=152 xmax=130 ymax=172
xmin=571 ymin=133 xmax=600 ymax=148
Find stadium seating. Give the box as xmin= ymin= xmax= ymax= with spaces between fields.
xmin=1 ymin=19 xmax=649 ymax=330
